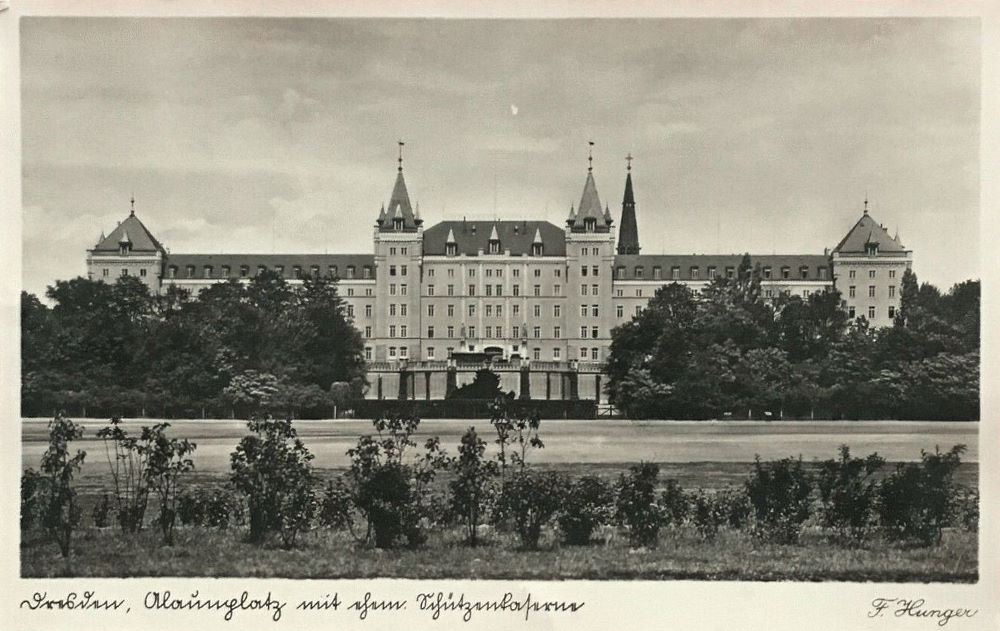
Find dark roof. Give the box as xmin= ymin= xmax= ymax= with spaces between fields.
xmin=617 ymin=171 xmax=640 ymax=254
xmin=832 ymin=212 xmax=908 ymax=254
xmin=613 ymin=254 xmax=831 ymax=281
xmin=91 ymin=212 xmax=165 ymax=253
xmin=423 ymin=220 xmax=566 ymax=256
xmin=164 ymin=253 xmax=376 ymax=279
xmin=567 ymin=172 xmax=612 ymax=233
xmin=376 ymin=170 xmax=421 ymax=232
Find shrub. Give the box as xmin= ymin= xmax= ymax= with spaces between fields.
xmin=498 ymin=469 xmax=567 ymax=550
xmin=716 ymin=486 xmax=752 ymax=529
xmin=38 ymin=414 xmax=87 ymax=557
xmin=877 ymin=444 xmax=966 ymax=546
xmin=96 ymin=417 xmax=152 ymax=533
xmin=21 ymin=469 xmax=43 ymax=532
xmin=660 ymin=479 xmax=689 ymax=527
xmin=145 ymin=423 xmax=197 ymax=545
xmin=230 ymin=416 xmax=317 ymax=548
xmin=952 ymin=487 xmax=978 ymax=533
xmin=690 ymin=491 xmax=726 ymax=540
xmin=449 ymin=427 xmax=498 ymax=546
xmin=489 ymin=396 xmax=543 ymax=481
xmin=177 ymin=490 xmax=204 ymax=526
xmin=616 ymin=462 xmax=663 ymax=548
xmin=816 ymin=445 xmax=884 ymax=542
xmin=557 ymin=475 xmax=613 ymax=545
xmin=204 ymin=489 xmax=243 ymax=529
xmin=92 ymin=493 xmax=112 ymax=528
xmin=745 ymin=456 xmax=813 ymax=543
xmin=318 ymin=477 xmax=354 ymax=530
xmin=346 ymin=414 xmax=449 ymax=549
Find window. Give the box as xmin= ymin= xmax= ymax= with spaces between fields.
xmin=800 ymin=266 xmax=809 ymax=279
xmin=888 ymin=306 xmax=896 ymax=318
xmin=365 ymin=305 xmax=372 ymax=317
xmin=399 ymin=346 xmax=407 ymax=358
xmin=581 ymin=266 xmax=588 ymax=276
xmin=468 ymin=326 xmax=476 ymax=338
xmin=691 ymin=266 xmax=699 ymax=279
xmin=869 ymin=285 xmax=876 ymax=297
xmin=310 ymin=265 xmax=319 ymax=278
xmin=240 ymin=265 xmax=249 ymax=277
xmin=390 ymin=247 xmax=397 ymax=255
xmin=582 ymin=248 xmax=589 ymax=256
xmin=553 ymin=348 xmax=561 ymax=359
xmin=513 ymin=285 xmax=521 ymax=296
xmin=889 ymin=286 xmax=896 ymax=297
xmin=202 ymin=266 xmax=211 ymax=278
xmin=554 ymin=326 xmax=561 ymax=338
xmin=469 ymin=269 xmax=476 ymax=277
xmin=389 ymin=265 xmax=397 ymax=276
xmin=763 ymin=267 xmax=772 ymax=279
xmin=635 ymin=306 xmax=641 ymax=316
xmin=121 ymin=268 xmax=129 ymax=277
xmin=485 ymin=326 xmax=492 ymax=338
xmin=849 ymin=270 xmax=856 ymax=279
xmin=849 ymin=286 xmax=856 ymax=298
xmin=553 ymin=305 xmax=561 ymax=317
xmin=388 ymin=346 xmax=397 ymax=358
xmin=365 ymin=347 xmax=372 ymax=360
xmin=103 ymin=268 xmax=109 ymax=277
xmin=496 ymin=305 xmax=503 ymax=317
xmin=513 ymin=269 xmax=520 ymax=277
xmin=495 ymin=284 xmax=502 ymax=296
xmin=531 ymin=243 xmax=543 ymax=256
xmin=617 ymin=305 xmax=623 ymax=317
xmin=389 ymin=325 xmax=396 ymax=338
xmin=428 ymin=284 xmax=435 ymax=296
xmin=781 ymin=267 xmax=790 ymax=280
xmin=708 ymin=267 xmax=717 ymax=279
xmin=513 ymin=305 xmax=520 ymax=316
xmin=446 ymin=243 xmax=458 ymax=256
xmin=866 ymin=243 xmax=879 ymax=255
xmin=591 ymin=327 xmax=598 ymax=339
xmin=328 ymin=265 xmax=337 ymax=277
xmin=889 ymin=270 xmax=896 ymax=279
xmin=400 ymin=304 xmax=407 ymax=316
xmin=592 ymin=284 xmax=598 ymax=295
xmin=581 ymin=284 xmax=588 ymax=296
xmin=554 ymin=284 xmax=561 ymax=295
xmin=486 ymin=305 xmax=493 ymax=317
xmin=390 ymin=284 xmax=397 ymax=296
xmin=347 ymin=304 xmax=355 ymax=318
xmin=401 ymin=247 xmax=407 ymax=255
xmin=291 ymin=265 xmax=301 ymax=279
xmin=591 ymin=348 xmax=599 ymax=360
xmin=447 ymin=304 xmax=455 ymax=317
xmin=347 ymin=288 xmax=354 ymax=296
xmin=635 ymin=266 xmax=644 ymax=279
xmin=486 ymin=285 xmax=493 ymax=296
xmin=401 ymin=284 xmax=407 ymax=295
xmin=400 ymin=325 xmax=407 ymax=337
xmin=635 ymin=289 xmax=643 ymax=297
xmin=818 ymin=267 xmax=827 ymax=279
xmin=869 ymin=270 xmax=876 ymax=279
xmin=580 ymin=347 xmax=587 ymax=359
xmin=533 ymin=348 xmax=541 ymax=360
xmin=364 ymin=326 xmax=371 ymax=338
xmin=534 ymin=304 xmax=541 ymax=317
xmin=427 ymin=269 xmax=435 ymax=277
xmin=616 ymin=289 xmax=623 ymax=297
xmin=468 ymin=284 xmax=475 ymax=296
xmin=591 ymin=305 xmax=599 ymax=317
xmin=592 ymin=266 xmax=599 ymax=276
xmin=140 ymin=268 xmax=148 ymax=277
xmin=366 ymin=288 xmax=373 ymax=296
xmin=401 ymin=265 xmax=407 ymax=276
xmin=468 ymin=305 xmax=476 ymax=317
xmin=427 ymin=347 xmax=435 ymax=359
xmin=448 ymin=284 xmax=455 ymax=296
xmin=671 ymin=266 xmax=680 ymax=280
xmin=513 ymin=326 xmax=520 ymax=338
xmin=533 ymin=326 xmax=541 ymax=338
xmin=222 ymin=265 xmax=230 ymax=277
xmin=726 ymin=266 xmax=735 ymax=279
xmin=390 ymin=304 xmax=397 ymax=316
xmin=580 ymin=326 xmax=587 ymax=338
xmin=447 ymin=325 xmax=455 ymax=338
xmin=580 ymin=305 xmax=588 ymax=317
xmin=533 ymin=285 xmax=541 ymax=296
xmin=616 ymin=266 xmax=626 ymax=278
xmin=346 ymin=265 xmax=355 ymax=278
xmin=427 ymin=305 xmax=435 ymax=317
xmin=868 ymin=305 xmax=876 ymax=319
xmin=765 ymin=289 xmax=774 ymax=298
xmin=187 ymin=265 xmax=196 ymax=278
xmin=849 ymin=307 xmax=857 ymax=319
xmin=803 ymin=290 xmax=810 ymax=298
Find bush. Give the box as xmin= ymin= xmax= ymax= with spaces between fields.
xmin=449 ymin=427 xmax=498 ymax=546
xmin=38 ymin=414 xmax=87 ymax=557
xmin=616 ymin=462 xmax=663 ymax=548
xmin=557 ymin=476 xmax=613 ymax=545
xmin=92 ymin=493 xmax=112 ymax=528
xmin=877 ymin=444 xmax=966 ymax=546
xmin=21 ymin=469 xmax=43 ymax=532
xmin=816 ymin=445 xmax=884 ymax=542
xmin=498 ymin=469 xmax=567 ymax=550
xmin=660 ymin=479 xmax=689 ymax=527
xmin=346 ymin=414 xmax=449 ymax=549
xmin=230 ymin=416 xmax=317 ymax=548
xmin=716 ymin=486 xmax=752 ymax=529
xmin=177 ymin=490 xmax=204 ymax=526
xmin=952 ymin=487 xmax=978 ymax=533
xmin=145 ymin=423 xmax=197 ymax=545
xmin=690 ymin=491 xmax=726 ymax=540
xmin=96 ymin=417 xmax=152 ymax=534
xmin=318 ymin=478 xmax=354 ymax=530
xmin=745 ymin=456 xmax=813 ymax=543
xmin=489 ymin=396 xmax=544 ymax=482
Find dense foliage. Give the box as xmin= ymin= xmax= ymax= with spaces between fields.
xmin=21 ymin=272 xmax=366 ymax=418
xmin=606 ymin=261 xmax=979 ymax=420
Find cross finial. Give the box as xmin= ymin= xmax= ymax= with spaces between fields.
xmin=398 ymin=140 xmax=404 ymax=172
xmin=130 ymin=194 xmax=135 ymax=215
xmin=864 ymin=192 xmax=868 ymax=214
xmin=626 ymin=152 xmax=633 ymax=172
xmin=588 ymin=141 xmax=594 ymax=173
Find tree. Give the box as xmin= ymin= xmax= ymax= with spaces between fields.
xmin=448 ymin=368 xmax=504 ymax=400
xmin=448 ymin=427 xmax=498 ymax=546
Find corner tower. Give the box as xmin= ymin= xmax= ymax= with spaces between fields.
xmin=616 ymin=153 xmax=640 ymax=255
xmin=86 ymin=197 xmax=166 ymax=291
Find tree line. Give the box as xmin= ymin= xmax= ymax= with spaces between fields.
xmin=606 ymin=257 xmax=979 ymax=420
xmin=21 ymin=271 xmax=367 ymax=418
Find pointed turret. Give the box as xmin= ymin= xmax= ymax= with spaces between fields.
xmin=617 ymin=156 xmax=640 ymax=254
xmin=532 ymin=227 xmax=543 ymax=243
xmin=91 ymin=199 xmax=165 ymax=254
xmin=489 ymin=224 xmax=500 ymax=241
xmin=378 ymin=169 xmax=419 ymax=232
xmin=567 ymin=204 xmax=577 ymax=226
xmin=831 ymin=200 xmax=907 ymax=255
xmin=446 ymin=228 xmax=457 ymax=243
xmin=570 ymin=143 xmax=610 ymax=233
xmin=376 ymin=203 xmax=386 ymax=226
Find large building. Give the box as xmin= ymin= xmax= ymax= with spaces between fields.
xmin=86 ymin=154 xmax=912 ymax=401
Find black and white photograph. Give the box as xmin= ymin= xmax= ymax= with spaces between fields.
xmin=1 ymin=1 xmax=997 ymax=630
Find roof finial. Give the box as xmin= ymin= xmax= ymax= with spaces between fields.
xmin=130 ymin=194 xmax=135 ymax=215
xmin=626 ymin=152 xmax=633 ymax=172
xmin=588 ymin=140 xmax=594 ymax=173
xmin=398 ymin=140 xmax=404 ymax=172
xmin=863 ymin=191 xmax=868 ymax=214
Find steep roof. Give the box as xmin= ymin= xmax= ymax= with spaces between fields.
xmin=832 ymin=211 xmax=908 ymax=255
xmin=613 ymin=254 xmax=831 ymax=281
xmin=91 ymin=212 xmax=165 ymax=253
xmin=377 ymin=170 xmax=421 ymax=232
xmin=164 ymin=253 xmax=376 ymax=279
xmin=568 ymin=172 xmax=611 ymax=232
xmin=423 ymin=220 xmax=566 ymax=256
xmin=617 ymin=170 xmax=640 ymax=254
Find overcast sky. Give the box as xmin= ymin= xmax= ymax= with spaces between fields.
xmin=20 ymin=17 xmax=980 ymax=298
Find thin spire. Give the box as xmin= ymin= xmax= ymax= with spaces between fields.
xmin=398 ymin=140 xmax=404 ymax=172
xmin=626 ymin=152 xmax=633 ymax=172
xmin=617 ymin=155 xmax=640 ymax=255
xmin=863 ymin=192 xmax=869 ymax=214
xmin=130 ymin=194 xmax=135 ymax=216
xmin=587 ymin=140 xmax=594 ymax=173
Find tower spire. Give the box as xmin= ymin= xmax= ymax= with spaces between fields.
xmin=398 ymin=140 xmax=404 ymax=172
xmin=587 ymin=140 xmax=594 ymax=173
xmin=617 ymin=154 xmax=640 ymax=255
xmin=864 ymin=192 xmax=869 ymax=214
xmin=130 ymin=194 xmax=135 ymax=216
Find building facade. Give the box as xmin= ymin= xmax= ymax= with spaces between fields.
xmin=86 ymin=156 xmax=912 ymax=401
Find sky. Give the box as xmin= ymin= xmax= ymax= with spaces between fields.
xmin=20 ymin=17 xmax=980 ymax=298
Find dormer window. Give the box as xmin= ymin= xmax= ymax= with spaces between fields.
xmin=865 ymin=242 xmax=879 ymax=255
xmin=393 ymin=217 xmax=404 ymax=230
xmin=168 ymin=265 xmax=177 ymax=279
xmin=446 ymin=243 xmax=458 ymax=256
xmin=221 ymin=265 xmax=231 ymax=277
xmin=186 ymin=265 xmax=196 ymax=278
xmin=203 ymin=266 xmax=213 ymax=279
xmin=531 ymin=243 xmax=543 ymax=256
xmin=240 ymin=265 xmax=249 ymax=277
xmin=257 ymin=265 xmax=267 ymax=276
xmin=310 ymin=265 xmax=320 ymax=277
xmin=275 ymin=265 xmax=284 ymax=276
xmin=346 ymin=265 xmax=355 ymax=279
xmin=329 ymin=265 xmax=338 ymax=277
xmin=119 ymin=243 xmax=130 ymax=255
xmin=363 ymin=265 xmax=372 ymax=278
xmin=800 ymin=266 xmax=809 ymax=279
xmin=489 ymin=240 xmax=500 ymax=254
xmin=584 ymin=217 xmax=597 ymax=231
xmin=781 ymin=266 xmax=790 ymax=280
xmin=293 ymin=265 xmax=302 ymax=278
